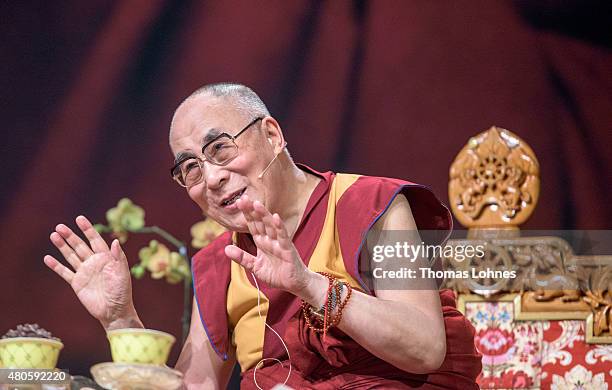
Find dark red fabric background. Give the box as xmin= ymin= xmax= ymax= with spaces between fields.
xmin=1 ymin=0 xmax=610 ymax=377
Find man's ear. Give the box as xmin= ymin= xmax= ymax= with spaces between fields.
xmin=262 ymin=116 xmax=285 ymax=153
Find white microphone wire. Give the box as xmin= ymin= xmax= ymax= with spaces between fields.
xmin=251 ymin=272 xmax=292 ymax=390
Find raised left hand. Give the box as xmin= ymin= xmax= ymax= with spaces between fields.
xmin=224 ymin=195 xmax=310 ymax=294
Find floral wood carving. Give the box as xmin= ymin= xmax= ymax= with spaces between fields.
xmin=440 ymin=236 xmax=581 ymax=298
xmin=442 ymin=239 xmax=612 ymax=341
xmin=580 ymin=264 xmax=612 ymax=337
xmin=449 ymin=127 xmax=540 ymax=229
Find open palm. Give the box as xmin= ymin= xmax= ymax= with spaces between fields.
xmin=224 ymin=196 xmax=309 ymax=293
xmin=44 ymin=216 xmax=137 ymax=328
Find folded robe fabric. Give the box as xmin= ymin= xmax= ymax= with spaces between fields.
xmin=241 ymin=289 xmax=482 ymax=389
xmin=192 ymin=164 xmax=482 ymax=388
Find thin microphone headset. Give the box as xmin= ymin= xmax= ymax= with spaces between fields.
xmin=257 ymin=140 xmax=287 ymax=179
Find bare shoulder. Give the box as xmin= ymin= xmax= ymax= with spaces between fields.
xmin=374 ymin=193 xmax=418 ymax=231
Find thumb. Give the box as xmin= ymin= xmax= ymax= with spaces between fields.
xmin=110 ymin=239 xmax=128 ymax=263
xmin=225 ymin=245 xmax=256 ymax=271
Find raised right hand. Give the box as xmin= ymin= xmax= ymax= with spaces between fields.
xmin=44 ymin=215 xmax=142 ymax=330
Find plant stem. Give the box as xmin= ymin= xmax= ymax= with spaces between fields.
xmin=134 ymin=226 xmax=192 ymax=342
xmin=131 ymin=226 xmax=186 ymax=249
xmin=182 ymin=277 xmax=192 ymax=343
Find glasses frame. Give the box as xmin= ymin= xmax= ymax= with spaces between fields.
xmin=170 ymin=116 xmax=265 ymax=187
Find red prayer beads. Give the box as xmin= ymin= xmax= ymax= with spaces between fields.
xmin=301 ymin=272 xmax=353 ymax=338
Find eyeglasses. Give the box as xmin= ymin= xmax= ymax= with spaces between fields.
xmin=170 ymin=116 xmax=264 ymax=187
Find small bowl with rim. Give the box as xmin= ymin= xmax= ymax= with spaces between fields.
xmin=0 ymin=337 xmax=63 ymax=369
xmin=106 ymin=328 xmax=175 ymax=365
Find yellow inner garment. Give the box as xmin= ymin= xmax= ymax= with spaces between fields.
xmin=226 ymin=173 xmax=363 ymax=371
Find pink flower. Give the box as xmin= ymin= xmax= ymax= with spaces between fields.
xmin=479 ymin=370 xmax=534 ymax=388
xmin=475 ymin=327 xmax=516 ymax=365
xmin=504 ymin=370 xmax=533 ymax=388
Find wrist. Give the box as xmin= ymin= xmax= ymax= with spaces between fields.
xmin=293 ymin=270 xmax=328 ymax=307
xmin=102 ymin=307 xmax=144 ymax=331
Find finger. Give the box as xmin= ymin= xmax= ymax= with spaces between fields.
xmin=261 ymin=213 xmax=277 ymax=240
xmin=225 ymin=245 xmax=256 ymax=271
xmin=237 ymin=196 xmax=262 ymax=237
xmin=273 ymin=213 xmax=292 ymax=249
xmin=76 ymin=215 xmax=110 ymax=253
xmin=254 ymin=233 xmax=290 ymax=262
xmin=43 ymin=255 xmax=75 ymax=284
xmin=252 ymin=234 xmax=279 ymax=259
xmin=236 ymin=196 xmax=254 ymax=225
xmin=248 ymin=200 xmax=267 ymax=236
xmin=110 ymin=239 xmax=128 ymax=264
xmin=50 ymin=232 xmax=81 ymax=271
xmin=55 ymin=224 xmax=94 ymax=259
xmin=252 ymin=201 xmax=276 ymax=239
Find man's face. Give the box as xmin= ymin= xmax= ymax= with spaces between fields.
xmin=169 ymin=95 xmax=277 ymax=232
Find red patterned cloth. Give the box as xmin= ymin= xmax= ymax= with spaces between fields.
xmin=467 ymin=300 xmax=612 ymax=389
xmin=468 ymin=301 xmax=542 ymax=389
xmin=541 ymin=320 xmax=612 ymax=389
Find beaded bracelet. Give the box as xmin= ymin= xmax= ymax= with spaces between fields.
xmin=301 ymin=272 xmax=353 ymax=338
xmin=310 ymin=280 xmax=344 ymax=320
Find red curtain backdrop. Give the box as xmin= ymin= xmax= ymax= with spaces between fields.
xmin=1 ymin=0 xmax=610 ymax=376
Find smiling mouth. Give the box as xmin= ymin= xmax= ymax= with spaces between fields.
xmin=221 ymin=188 xmax=246 ymax=207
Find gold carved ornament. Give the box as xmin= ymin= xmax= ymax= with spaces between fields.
xmin=449 ymin=126 xmax=539 ymax=234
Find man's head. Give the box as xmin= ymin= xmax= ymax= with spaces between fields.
xmin=169 ymin=83 xmax=288 ymax=232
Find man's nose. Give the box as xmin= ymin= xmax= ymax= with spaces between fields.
xmin=203 ymin=163 xmax=228 ymax=190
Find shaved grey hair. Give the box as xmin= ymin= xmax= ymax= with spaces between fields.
xmin=185 ymin=82 xmax=270 ymax=119
xmin=170 ymin=82 xmax=291 ymax=158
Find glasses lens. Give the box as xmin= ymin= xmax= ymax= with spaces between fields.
xmin=178 ymin=158 xmax=202 ymax=187
xmin=204 ymin=136 xmax=238 ymax=165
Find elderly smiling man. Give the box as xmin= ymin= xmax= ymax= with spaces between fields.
xmin=44 ymin=83 xmax=481 ymax=389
